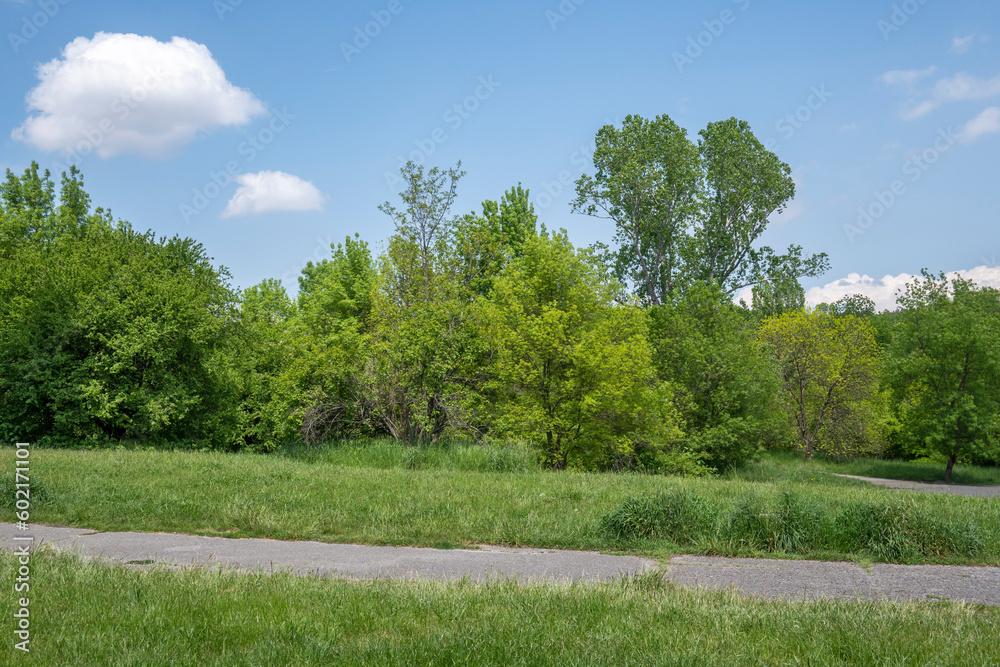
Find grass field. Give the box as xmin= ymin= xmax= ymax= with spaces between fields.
xmin=2 ymin=550 xmax=999 ymax=666
xmin=5 ymin=441 xmax=999 ymax=565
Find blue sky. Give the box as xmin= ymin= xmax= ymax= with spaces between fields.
xmin=2 ymin=0 xmax=999 ymax=308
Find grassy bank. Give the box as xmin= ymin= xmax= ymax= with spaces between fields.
xmin=2 ymin=551 xmax=998 ymax=666
xmin=4 ymin=441 xmax=999 ymax=564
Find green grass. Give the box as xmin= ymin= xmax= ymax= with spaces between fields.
xmin=2 ymin=550 xmax=999 ymax=666
xmin=4 ymin=441 xmax=1000 ymax=565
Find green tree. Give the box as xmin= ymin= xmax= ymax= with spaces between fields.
xmin=260 ymin=236 xmax=381 ymax=447
xmin=689 ymin=118 xmax=811 ymax=292
xmin=759 ymin=310 xmax=882 ymax=461
xmin=452 ymin=184 xmax=538 ymax=297
xmin=356 ymin=163 xmax=487 ymax=445
xmin=0 ymin=164 xmax=241 ymax=447
xmin=481 ymin=229 xmax=681 ymax=469
xmin=572 ymin=114 xmax=700 ymax=305
xmin=750 ymin=277 xmax=806 ymax=319
xmin=228 ymin=279 xmax=296 ymax=451
xmin=297 ymin=234 xmax=376 ymax=333
xmin=816 ymin=294 xmax=877 ymax=318
xmin=379 ymin=161 xmax=464 ymax=303
xmin=886 ymin=272 xmax=1000 ymax=480
xmin=572 ymin=116 xmax=829 ymax=302
xmin=649 ymin=282 xmax=786 ymax=470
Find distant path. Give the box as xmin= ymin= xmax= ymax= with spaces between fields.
xmin=834 ymin=474 xmax=1000 ymax=497
xmin=3 ymin=524 xmax=999 ymax=606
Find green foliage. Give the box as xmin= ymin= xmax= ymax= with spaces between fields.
xmin=885 ymin=271 xmax=1000 ymax=479
xmin=759 ymin=310 xmax=884 ymax=460
xmin=379 ymin=161 xmax=464 ymax=303
xmin=573 ymin=115 xmax=828 ymax=303
xmin=572 ymin=114 xmax=701 ymax=305
xmin=749 ymin=277 xmax=805 ymax=319
xmin=360 ymin=293 xmax=485 ymax=445
xmin=816 ymin=293 xmax=877 ymax=318
xmin=648 ymin=283 xmax=786 ymax=470
xmin=0 ymin=164 xmax=240 ymax=448
xmin=297 ymin=234 xmax=375 ymax=332
xmin=267 ymin=237 xmax=379 ymax=447
xmin=482 ymin=230 xmax=683 ymax=469
xmin=227 ymin=279 xmax=296 ymax=452
xmin=452 ymin=184 xmax=537 ymax=297
xmin=723 ymin=491 xmax=824 ymax=553
xmin=691 ymin=118 xmax=816 ymax=293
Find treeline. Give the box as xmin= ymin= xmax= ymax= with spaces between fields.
xmin=2 ymin=115 xmax=998 ymax=479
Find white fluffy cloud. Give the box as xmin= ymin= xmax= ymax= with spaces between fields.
xmin=221 ymin=171 xmax=325 ymax=219
xmin=899 ymin=71 xmax=1000 ymax=120
xmin=12 ymin=32 xmax=265 ymax=158
xmin=804 ymin=266 xmax=1000 ymax=311
xmin=958 ymin=106 xmax=1000 ymax=143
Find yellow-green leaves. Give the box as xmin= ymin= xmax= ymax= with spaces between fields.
xmin=481 ymin=230 xmax=676 ymax=470
xmin=759 ymin=310 xmax=882 ymax=460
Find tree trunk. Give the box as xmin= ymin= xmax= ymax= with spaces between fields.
xmin=944 ymin=451 xmax=958 ymax=483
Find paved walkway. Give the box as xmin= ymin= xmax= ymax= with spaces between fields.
xmin=3 ymin=524 xmax=999 ymax=606
xmin=665 ymin=556 xmax=1000 ymax=606
xmin=835 ymin=474 xmax=1000 ymax=497
xmin=1 ymin=523 xmax=655 ymax=583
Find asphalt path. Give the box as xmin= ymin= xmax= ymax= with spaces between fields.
xmin=3 ymin=523 xmax=1000 ymax=606
xmin=664 ymin=555 xmax=1000 ymax=606
xmin=834 ymin=474 xmax=1000 ymax=497
xmin=1 ymin=523 xmax=655 ymax=583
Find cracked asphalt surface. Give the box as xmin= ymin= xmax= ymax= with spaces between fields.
xmin=3 ymin=523 xmax=999 ymax=605
xmin=1 ymin=523 xmax=655 ymax=583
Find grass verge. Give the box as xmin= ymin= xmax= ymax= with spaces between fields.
xmin=4 ymin=441 xmax=999 ymax=565
xmin=2 ymin=551 xmax=999 ymax=666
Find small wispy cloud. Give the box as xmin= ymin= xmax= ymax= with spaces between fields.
xmin=839 ymin=123 xmax=857 ymax=133
xmin=898 ymin=70 xmax=1000 ymax=120
xmin=881 ymin=66 xmax=938 ymax=87
xmin=957 ymin=107 xmax=1000 ymax=143
xmin=950 ymin=35 xmax=975 ymax=55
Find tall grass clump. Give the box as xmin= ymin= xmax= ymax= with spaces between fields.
xmin=836 ymin=498 xmax=984 ymax=561
xmin=1 ymin=473 xmax=53 ymax=512
xmin=602 ymin=489 xmax=985 ymax=562
xmin=278 ymin=438 xmax=538 ymax=473
xmin=722 ymin=491 xmax=826 ymax=553
xmin=601 ymin=488 xmax=715 ymax=544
